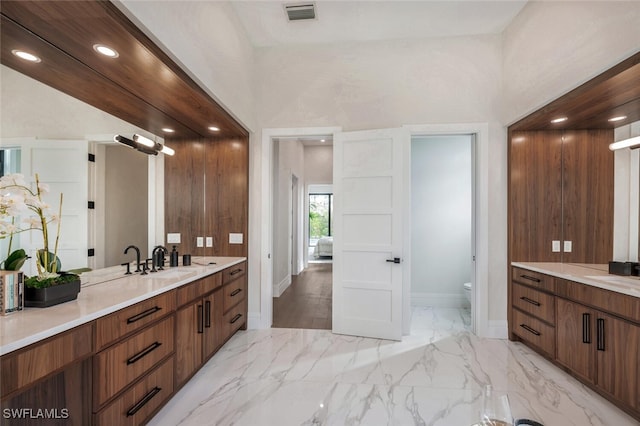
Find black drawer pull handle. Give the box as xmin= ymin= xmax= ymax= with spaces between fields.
xmin=205 ymin=300 xmax=211 ymax=328
xmin=230 ymin=268 xmax=243 ymax=276
xmin=230 ymin=289 xmax=242 ymax=297
xmin=597 ymin=318 xmax=605 ymax=351
xmin=230 ymin=313 xmax=242 ymax=324
xmin=127 ymin=342 xmax=162 ymax=365
xmin=519 ymin=324 xmax=541 ymax=336
xmin=520 ymin=296 xmax=541 ymax=307
xmin=520 ymin=274 xmax=541 ymax=283
xmin=126 ymin=386 xmax=162 ymax=417
xmin=197 ymin=304 xmax=204 ymax=334
xmin=127 ymin=306 xmax=162 ymax=324
xmin=582 ymin=313 xmax=591 ymax=344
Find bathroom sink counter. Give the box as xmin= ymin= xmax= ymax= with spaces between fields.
xmin=511 ymin=262 xmax=640 ymax=298
xmin=0 ymin=256 xmax=246 ymax=355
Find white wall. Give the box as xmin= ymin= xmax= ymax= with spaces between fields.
xmin=272 ymin=139 xmax=305 ymax=296
xmin=411 ymin=135 xmax=472 ymax=307
xmin=502 ymin=1 xmax=640 ymax=125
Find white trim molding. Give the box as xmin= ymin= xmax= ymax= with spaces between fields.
xmin=274 ymin=275 xmax=292 ymax=298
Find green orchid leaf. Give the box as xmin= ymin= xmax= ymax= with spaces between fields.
xmin=3 ymin=249 xmax=28 ymax=271
xmin=36 ymin=249 xmax=62 ymax=272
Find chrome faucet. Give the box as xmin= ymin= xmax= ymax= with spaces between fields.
xmin=124 ymin=245 xmax=142 ymax=272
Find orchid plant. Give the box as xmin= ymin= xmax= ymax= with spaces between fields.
xmin=0 ymin=173 xmax=64 ymax=281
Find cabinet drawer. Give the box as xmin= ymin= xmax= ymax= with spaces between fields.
xmin=556 ymin=278 xmax=640 ymax=324
xmin=221 ymin=302 xmax=246 ymax=343
xmin=96 ymin=292 xmax=175 ymax=350
xmin=512 ymin=309 xmax=555 ymax=357
xmin=512 ymin=267 xmax=555 ymax=292
xmin=223 ymin=262 xmax=246 ymax=285
xmin=176 ymin=273 xmax=221 ymax=307
xmin=222 ymin=276 xmax=246 ymax=313
xmin=95 ymin=355 xmax=174 ymax=426
xmin=1 ymin=323 xmax=93 ymax=398
xmin=512 ymin=283 xmax=555 ymax=324
xmin=94 ymin=316 xmax=174 ymax=407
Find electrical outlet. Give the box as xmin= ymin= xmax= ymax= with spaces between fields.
xmin=196 ymin=237 xmax=204 ymax=247
xmin=206 ymin=237 xmax=213 ymax=247
xmin=552 ymin=240 xmax=561 ymax=252
xmin=167 ymin=233 xmax=181 ymax=244
xmin=563 ymin=240 xmax=572 ymax=252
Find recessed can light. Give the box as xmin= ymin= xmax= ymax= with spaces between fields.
xmin=320 ymin=139 xmax=326 ymax=143
xmin=93 ymin=44 xmax=119 ymax=58
xmin=608 ymin=115 xmax=627 ymax=122
xmin=161 ymin=128 xmax=175 ymax=133
xmin=550 ymin=117 xmax=568 ymax=124
xmin=208 ymin=126 xmax=220 ymax=132
xmin=11 ymin=50 xmax=41 ymax=63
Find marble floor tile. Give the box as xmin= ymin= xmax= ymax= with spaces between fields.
xmin=149 ymin=309 xmax=638 ymax=426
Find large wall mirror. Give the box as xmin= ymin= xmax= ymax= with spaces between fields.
xmin=0 ymin=64 xmax=164 ymax=273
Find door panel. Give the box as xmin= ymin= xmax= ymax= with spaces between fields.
xmin=333 ymin=128 xmax=407 ymax=340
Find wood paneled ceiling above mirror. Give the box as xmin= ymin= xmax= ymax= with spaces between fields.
xmin=0 ymin=0 xmax=247 ymax=139
xmin=510 ymin=52 xmax=640 ymax=131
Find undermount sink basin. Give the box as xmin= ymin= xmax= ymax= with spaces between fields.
xmin=142 ymin=269 xmax=195 ymax=280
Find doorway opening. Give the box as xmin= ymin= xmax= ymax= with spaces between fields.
xmin=409 ymin=134 xmax=475 ymax=336
xmin=270 ymin=134 xmax=335 ymax=330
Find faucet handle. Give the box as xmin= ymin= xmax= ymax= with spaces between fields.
xmin=148 ymin=258 xmax=157 ymax=273
xmin=141 ymin=259 xmax=149 ymax=275
xmin=121 ymin=262 xmax=132 ymax=275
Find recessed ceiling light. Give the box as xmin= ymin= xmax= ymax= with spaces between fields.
xmin=550 ymin=117 xmax=568 ymax=124
xmin=208 ymin=126 xmax=220 ymax=132
xmin=11 ymin=50 xmax=41 ymax=63
xmin=161 ymin=128 xmax=175 ymax=133
xmin=608 ymin=115 xmax=627 ymax=122
xmin=93 ymin=44 xmax=119 ymax=58
xmin=320 ymin=139 xmax=326 ymax=143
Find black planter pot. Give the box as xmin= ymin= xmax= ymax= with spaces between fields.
xmin=24 ymin=278 xmax=81 ymax=308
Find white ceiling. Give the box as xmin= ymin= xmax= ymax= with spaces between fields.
xmin=230 ymin=1 xmax=528 ymax=47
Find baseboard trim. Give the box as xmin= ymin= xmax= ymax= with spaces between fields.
xmin=485 ymin=320 xmax=508 ymax=339
xmin=247 ymin=312 xmax=262 ymax=329
xmin=411 ymin=292 xmax=468 ymax=308
xmin=273 ymin=275 xmax=291 ymax=298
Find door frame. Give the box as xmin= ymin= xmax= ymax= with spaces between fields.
xmin=260 ymin=127 xmax=342 ymax=329
xmin=404 ymin=123 xmax=490 ymax=337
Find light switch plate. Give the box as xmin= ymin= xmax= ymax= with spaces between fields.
xmin=563 ymin=240 xmax=572 ymax=252
xmin=167 ymin=233 xmax=181 ymax=244
xmin=229 ymin=233 xmax=243 ymax=244
xmin=552 ymin=240 xmax=561 ymax=252
xmin=206 ymin=237 xmax=213 ymax=247
xmin=196 ymin=237 xmax=204 ymax=247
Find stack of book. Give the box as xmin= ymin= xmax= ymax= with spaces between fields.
xmin=0 ymin=271 xmax=24 ymax=315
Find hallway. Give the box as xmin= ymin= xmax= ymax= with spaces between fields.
xmin=272 ymin=263 xmax=332 ymax=330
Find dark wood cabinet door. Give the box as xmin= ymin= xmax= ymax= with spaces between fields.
xmin=175 ymin=302 xmax=203 ymax=386
xmin=596 ymin=312 xmax=640 ymax=410
xmin=509 ymin=130 xmax=563 ymax=262
xmin=561 ymin=130 xmax=614 ymax=264
xmin=202 ymin=292 xmax=219 ymax=361
xmin=556 ymin=298 xmax=596 ymax=383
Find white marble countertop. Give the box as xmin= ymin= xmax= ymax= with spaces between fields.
xmin=0 ymin=256 xmax=246 ymax=356
xmin=512 ymin=262 xmax=640 ymax=298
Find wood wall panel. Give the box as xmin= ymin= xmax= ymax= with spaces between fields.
xmin=509 ymin=130 xmax=563 ymax=262
xmin=562 ymin=130 xmax=614 ymax=263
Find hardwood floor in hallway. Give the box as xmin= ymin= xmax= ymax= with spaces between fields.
xmin=272 ymin=263 xmax=332 ymax=330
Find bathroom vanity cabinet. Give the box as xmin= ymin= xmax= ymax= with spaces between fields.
xmin=0 ymin=258 xmax=247 ymax=426
xmin=510 ymin=264 xmax=640 ymax=420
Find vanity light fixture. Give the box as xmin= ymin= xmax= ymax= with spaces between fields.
xmin=93 ymin=44 xmax=119 ymax=58
xmin=11 ymin=50 xmax=41 ymax=63
xmin=608 ymin=115 xmax=627 ymax=122
xmin=115 ymin=134 xmax=176 ymax=156
xmin=208 ymin=126 xmax=220 ymax=132
xmin=609 ymin=135 xmax=640 ymax=151
xmin=550 ymin=117 xmax=568 ymax=124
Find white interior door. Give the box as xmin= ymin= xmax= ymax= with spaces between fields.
xmin=18 ymin=139 xmax=89 ymax=275
xmin=333 ymin=128 xmax=408 ymax=340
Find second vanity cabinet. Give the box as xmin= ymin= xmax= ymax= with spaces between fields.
xmin=510 ymin=265 xmax=640 ymax=419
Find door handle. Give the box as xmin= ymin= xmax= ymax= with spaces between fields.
xmin=386 ymin=257 xmax=401 ymax=264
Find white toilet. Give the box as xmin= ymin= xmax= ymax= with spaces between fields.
xmin=463 ymin=282 xmax=472 ymax=305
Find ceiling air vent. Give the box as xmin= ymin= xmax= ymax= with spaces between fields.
xmin=284 ymin=3 xmax=316 ymax=21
